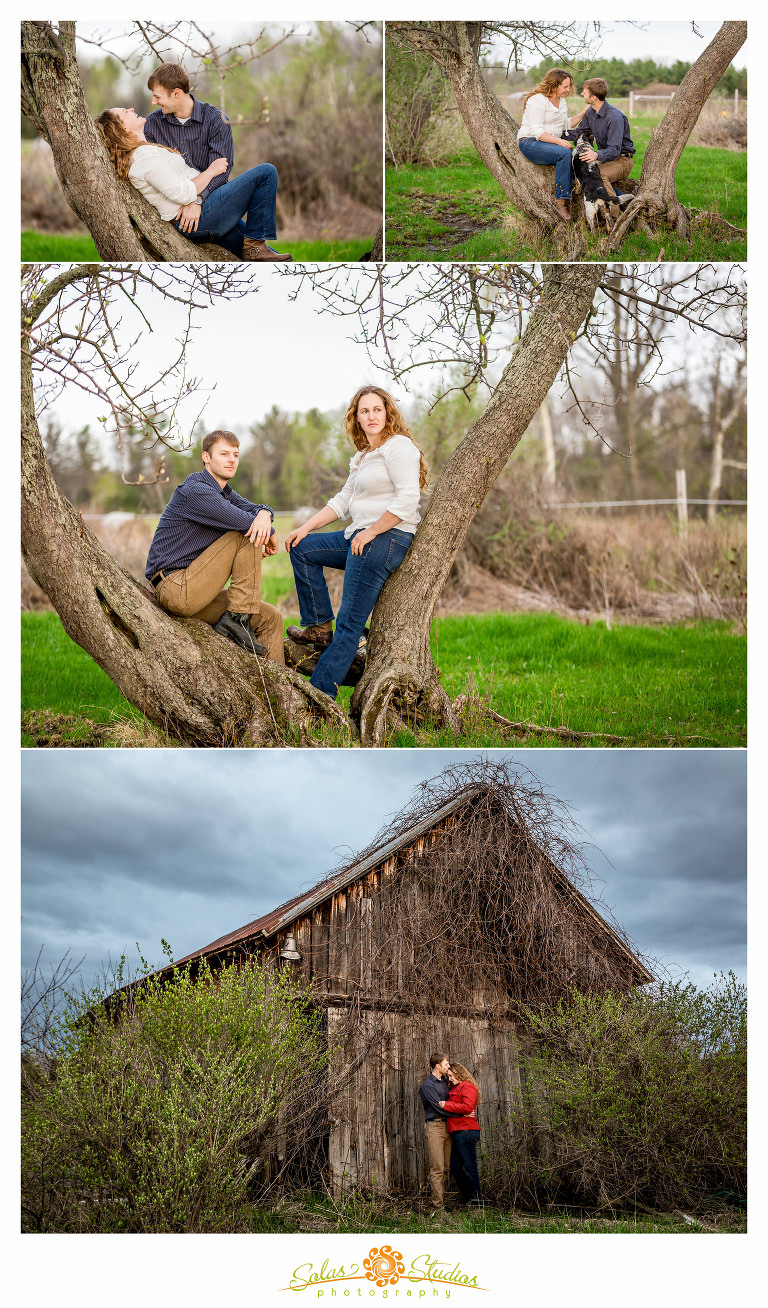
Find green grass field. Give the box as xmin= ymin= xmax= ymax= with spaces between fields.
xmin=385 ymin=109 xmax=746 ymax=261
xmin=21 ymin=231 xmax=374 ymax=263
xmin=21 ymin=607 xmax=745 ymax=748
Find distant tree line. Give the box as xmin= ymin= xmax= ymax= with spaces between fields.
xmin=502 ymin=54 xmax=746 ymax=97
xmin=43 ymin=355 xmax=745 ymax=519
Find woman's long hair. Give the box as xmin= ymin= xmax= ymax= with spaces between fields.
xmin=450 ymin=1063 xmax=481 ymax=1103
xmin=95 ymin=110 xmax=181 ymax=179
xmin=344 ymin=386 xmax=429 ymax=489
xmin=523 ymin=68 xmax=573 ymax=111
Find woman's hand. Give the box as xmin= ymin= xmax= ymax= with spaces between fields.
xmin=284 ymin=525 xmax=309 ymax=553
xmin=263 ymin=531 xmax=278 ymax=556
xmin=209 ymin=157 xmax=229 ymax=177
xmin=351 ymin=527 xmax=376 ymax=555
xmin=175 ymin=202 xmax=201 ymax=232
xmin=438 ymin=1101 xmax=446 ymax=1109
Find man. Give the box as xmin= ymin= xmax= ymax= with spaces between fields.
xmin=144 ymin=62 xmax=291 ymax=262
xmin=418 ymin=1053 xmax=453 ymax=1212
xmin=577 ymin=78 xmax=635 ymax=201
xmin=145 ymin=430 xmax=285 ymax=662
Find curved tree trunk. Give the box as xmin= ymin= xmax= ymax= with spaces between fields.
xmin=351 ymin=263 xmax=605 ymax=744
xmin=608 ymin=20 xmax=748 ymax=248
xmin=21 ymin=21 xmax=237 ymax=263
xmin=389 ymin=21 xmax=561 ymax=231
xmin=21 ymin=321 xmax=352 ymax=747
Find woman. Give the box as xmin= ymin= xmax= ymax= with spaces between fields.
xmin=516 ymin=70 xmax=587 ymax=222
xmin=284 ymin=387 xmax=427 ymax=701
xmin=95 ymin=107 xmax=290 ymax=261
xmin=439 ymin=1063 xmax=482 ymax=1207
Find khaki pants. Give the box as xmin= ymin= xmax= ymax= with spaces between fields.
xmin=155 ymin=531 xmax=285 ymax=664
xmin=424 ymin=1119 xmax=452 ymax=1209
xmin=598 ymin=154 xmax=633 ymax=197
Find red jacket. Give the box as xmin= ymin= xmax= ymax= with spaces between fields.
xmin=441 ymin=1080 xmax=480 ymax=1133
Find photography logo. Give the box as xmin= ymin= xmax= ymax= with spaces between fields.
xmin=281 ymin=1244 xmax=489 ymax=1296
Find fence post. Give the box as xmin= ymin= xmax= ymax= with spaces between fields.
xmin=734 ymin=88 xmax=739 ymax=114
xmin=676 ymin=468 xmax=688 ymax=538
xmin=629 ymin=90 xmax=634 ymax=116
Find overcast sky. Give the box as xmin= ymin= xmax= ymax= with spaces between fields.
xmin=489 ymin=21 xmax=748 ymax=69
xmin=21 ymin=749 xmax=746 ymax=996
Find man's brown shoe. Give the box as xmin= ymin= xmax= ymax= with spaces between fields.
xmin=286 ymin=621 xmax=333 ymax=649
xmin=242 ymin=239 xmax=293 ymax=262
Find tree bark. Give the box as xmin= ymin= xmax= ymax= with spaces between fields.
xmin=608 ymin=21 xmax=748 ymax=246
xmin=351 ymin=263 xmax=606 ymax=744
xmin=21 ymin=277 xmax=351 ymax=745
xmin=21 ymin=21 xmax=237 ymax=263
xmin=389 ymin=21 xmax=562 ymax=230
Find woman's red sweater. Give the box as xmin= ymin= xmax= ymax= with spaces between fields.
xmin=441 ymin=1081 xmax=480 ymax=1133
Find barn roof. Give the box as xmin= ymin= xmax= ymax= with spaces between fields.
xmin=161 ymin=783 xmax=651 ymax=984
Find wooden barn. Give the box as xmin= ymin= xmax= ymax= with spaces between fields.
xmin=151 ymin=780 xmax=652 ymax=1196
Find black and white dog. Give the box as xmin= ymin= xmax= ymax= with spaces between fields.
xmin=564 ymin=128 xmax=625 ymax=231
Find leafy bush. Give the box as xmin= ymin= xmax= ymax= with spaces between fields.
xmin=21 ymin=954 xmax=328 ymax=1232
xmin=481 ymin=974 xmax=746 ymax=1213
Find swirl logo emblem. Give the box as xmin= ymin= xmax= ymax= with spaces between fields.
xmin=363 ymin=1246 xmax=405 ymax=1286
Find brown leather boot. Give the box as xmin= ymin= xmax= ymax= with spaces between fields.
xmin=554 ymin=199 xmax=571 ymax=223
xmin=286 ymin=620 xmax=333 ymax=649
xmin=242 ymin=239 xmax=293 ymax=262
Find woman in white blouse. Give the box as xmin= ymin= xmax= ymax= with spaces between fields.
xmin=95 ymin=107 xmax=291 ymax=261
xmin=284 ymin=387 xmax=428 ymax=701
xmin=516 ymin=69 xmax=587 ymax=223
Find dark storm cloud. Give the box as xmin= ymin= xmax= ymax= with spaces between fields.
xmin=21 ymin=750 xmax=746 ymax=992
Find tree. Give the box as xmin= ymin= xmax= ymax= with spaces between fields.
xmin=22 ymin=261 xmax=745 ymax=746
xmin=607 ymin=21 xmax=748 ymax=247
xmin=387 ymin=21 xmax=747 ymax=248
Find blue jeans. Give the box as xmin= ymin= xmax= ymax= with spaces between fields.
xmin=176 ymin=163 xmax=279 ymax=255
xmin=518 ymin=138 xmax=572 ymax=198
xmin=450 ymin=1130 xmax=482 ymax=1203
xmin=289 ymin=526 xmax=413 ymax=699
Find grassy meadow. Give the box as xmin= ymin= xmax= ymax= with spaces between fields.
xmin=385 ymin=102 xmax=746 ymax=261
xmin=20 ymin=230 xmax=374 ymax=263
xmin=21 ymin=606 xmax=745 ymax=748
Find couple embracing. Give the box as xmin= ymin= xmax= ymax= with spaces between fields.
xmin=419 ymin=1053 xmax=482 ymax=1213
xmin=145 ymin=386 xmax=426 ymax=702
xmin=96 ymin=61 xmax=291 ymax=261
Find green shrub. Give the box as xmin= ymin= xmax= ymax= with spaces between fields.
xmin=481 ymin=974 xmax=746 ymax=1213
xmin=21 ymin=954 xmax=327 ymax=1232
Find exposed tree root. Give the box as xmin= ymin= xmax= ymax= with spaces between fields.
xmin=451 ymin=695 xmax=628 ymax=744
xmin=606 ymin=192 xmax=667 ymax=252
xmin=689 ymin=210 xmax=747 ymax=238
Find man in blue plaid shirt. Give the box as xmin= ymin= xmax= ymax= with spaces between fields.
xmin=144 ymin=62 xmax=291 ymax=261
xmin=146 ymin=430 xmax=285 ymax=660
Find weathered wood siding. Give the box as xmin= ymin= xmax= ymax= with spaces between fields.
xmin=326 ymin=1008 xmax=523 ymax=1194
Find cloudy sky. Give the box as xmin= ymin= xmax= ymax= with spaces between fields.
xmin=21 ymin=749 xmax=746 ymax=995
